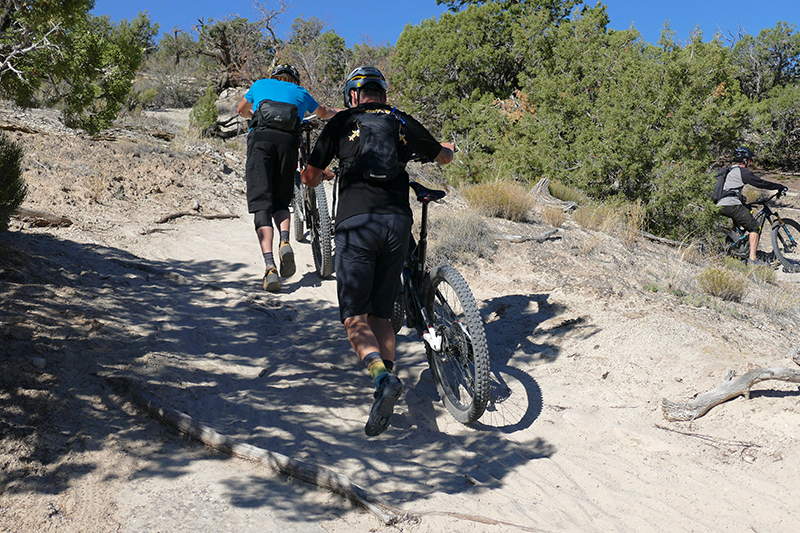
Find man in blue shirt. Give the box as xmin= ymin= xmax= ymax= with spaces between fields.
xmin=237 ymin=64 xmax=339 ymax=291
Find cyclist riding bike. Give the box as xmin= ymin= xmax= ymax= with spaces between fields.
xmin=716 ymin=147 xmax=787 ymax=267
xmin=301 ymin=66 xmax=454 ymax=437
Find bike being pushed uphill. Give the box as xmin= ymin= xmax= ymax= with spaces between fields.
xmin=292 ymin=117 xmax=333 ymax=278
xmin=717 ymin=189 xmax=800 ymax=272
xmin=392 ymin=180 xmax=490 ymax=424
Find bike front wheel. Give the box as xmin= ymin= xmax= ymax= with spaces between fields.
xmin=771 ymin=218 xmax=800 ymax=272
xmin=309 ymin=184 xmax=332 ymax=279
xmin=423 ymin=265 xmax=489 ymax=424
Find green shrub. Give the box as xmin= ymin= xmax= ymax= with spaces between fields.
xmin=189 ymin=84 xmax=219 ymax=130
xmin=0 ymin=132 xmax=27 ymax=233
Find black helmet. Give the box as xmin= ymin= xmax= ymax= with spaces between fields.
xmin=733 ymin=146 xmax=755 ymax=162
xmin=271 ymin=64 xmax=300 ymax=82
xmin=343 ymin=66 xmax=387 ymax=108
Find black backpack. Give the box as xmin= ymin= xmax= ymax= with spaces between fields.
xmin=711 ymin=166 xmax=737 ymax=203
xmin=348 ymin=109 xmax=405 ymax=183
xmin=251 ymin=99 xmax=300 ymax=133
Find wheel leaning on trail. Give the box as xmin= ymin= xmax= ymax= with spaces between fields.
xmin=391 ymin=288 xmax=405 ymax=334
xmin=771 ymin=218 xmax=800 ymax=272
xmin=292 ymin=181 xmax=304 ymax=242
xmin=292 ymin=180 xmax=305 ymax=243
xmin=423 ymin=265 xmax=490 ymax=424
xmin=310 ymin=184 xmax=333 ymax=279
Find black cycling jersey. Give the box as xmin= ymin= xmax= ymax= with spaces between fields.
xmin=308 ymin=103 xmax=442 ymax=226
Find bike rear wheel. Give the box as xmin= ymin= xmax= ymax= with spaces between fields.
xmin=309 ymin=184 xmax=333 ymax=278
xmin=771 ymin=218 xmax=800 ymax=272
xmin=423 ymin=265 xmax=489 ymax=424
xmin=292 ymin=175 xmax=305 ymax=242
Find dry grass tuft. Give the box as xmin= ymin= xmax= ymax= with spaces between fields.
xmin=426 ymin=209 xmax=495 ymax=266
xmin=541 ymin=205 xmax=567 ymax=227
xmin=697 ymin=266 xmax=747 ymax=302
xmin=462 ymin=180 xmax=532 ymax=222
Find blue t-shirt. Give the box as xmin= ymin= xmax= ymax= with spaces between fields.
xmin=244 ymin=79 xmax=319 ymax=119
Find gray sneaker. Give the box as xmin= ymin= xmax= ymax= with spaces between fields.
xmin=365 ymin=374 xmax=402 ymax=437
xmin=279 ymin=241 xmax=296 ymax=278
xmin=263 ymin=266 xmax=280 ymax=292
xmin=748 ymin=258 xmax=771 ymax=268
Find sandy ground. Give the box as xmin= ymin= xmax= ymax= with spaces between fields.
xmin=2 ymin=101 xmax=800 ymax=532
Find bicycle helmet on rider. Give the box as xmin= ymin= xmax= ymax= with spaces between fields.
xmin=271 ymin=64 xmax=300 ymax=83
xmin=343 ymin=66 xmax=387 ymax=108
xmin=733 ymin=146 xmax=755 ymax=162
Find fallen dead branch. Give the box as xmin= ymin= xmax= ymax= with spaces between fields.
xmin=496 ymin=228 xmax=559 ymax=244
xmin=529 ymin=177 xmax=577 ymax=212
xmin=156 ymin=211 xmax=238 ymax=224
xmin=640 ymin=231 xmax=685 ymax=247
xmin=106 ymin=375 xmax=546 ymax=532
xmin=661 ymin=367 xmax=800 ymax=421
xmin=12 ymin=207 xmax=72 ymax=227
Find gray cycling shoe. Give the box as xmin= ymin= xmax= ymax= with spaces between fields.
xmin=748 ymin=258 xmax=771 ymax=267
xmin=365 ymin=374 xmax=402 ymax=437
xmin=279 ymin=241 xmax=296 ymax=278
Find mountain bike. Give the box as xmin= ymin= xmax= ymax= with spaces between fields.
xmin=717 ymin=190 xmax=800 ymax=272
xmin=292 ymin=117 xmax=333 ymax=278
xmin=391 ymin=180 xmax=490 ymax=424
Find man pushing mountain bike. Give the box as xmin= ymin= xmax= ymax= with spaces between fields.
xmin=237 ymin=64 xmax=339 ymax=292
xmin=716 ymin=147 xmax=787 ymax=266
xmin=301 ymin=66 xmax=454 ymax=436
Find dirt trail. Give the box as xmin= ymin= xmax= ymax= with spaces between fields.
xmin=2 ymin=104 xmax=800 ymax=532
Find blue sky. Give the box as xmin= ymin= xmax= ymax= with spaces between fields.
xmin=91 ymin=0 xmax=797 ymax=47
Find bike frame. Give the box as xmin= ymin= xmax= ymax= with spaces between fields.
xmin=401 ymin=182 xmax=446 ymax=352
xmin=720 ymin=191 xmax=794 ymax=256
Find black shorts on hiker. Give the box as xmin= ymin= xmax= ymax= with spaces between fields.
xmin=335 ymin=213 xmax=412 ymax=322
xmin=720 ymin=204 xmax=759 ymax=233
xmin=245 ymin=128 xmax=299 ymax=215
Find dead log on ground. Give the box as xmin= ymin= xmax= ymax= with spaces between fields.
xmin=530 ymin=177 xmax=577 ymax=212
xmin=12 ymin=207 xmax=72 ymax=227
xmin=156 ymin=212 xmax=238 ymax=224
xmin=662 ymin=367 xmax=800 ymax=421
xmin=496 ymin=228 xmax=559 ymax=243
xmin=202 ymin=114 xmax=247 ymax=139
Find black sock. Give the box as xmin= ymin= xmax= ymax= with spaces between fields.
xmin=263 ymin=252 xmax=275 ymax=268
xmin=280 ymin=230 xmax=290 ymax=243
xmin=383 ymin=359 xmax=394 ymax=373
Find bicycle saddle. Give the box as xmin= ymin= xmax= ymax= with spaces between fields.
xmin=409 ymin=181 xmax=446 ymax=203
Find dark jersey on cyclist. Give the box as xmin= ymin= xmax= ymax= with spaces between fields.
xmin=716 ymin=166 xmax=783 ymax=207
xmin=307 ymin=102 xmax=443 ymax=226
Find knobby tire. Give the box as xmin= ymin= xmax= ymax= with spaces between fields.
xmin=391 ymin=288 xmax=405 ymax=334
xmin=310 ymin=184 xmax=333 ymax=279
xmin=423 ymin=265 xmax=490 ymax=424
xmin=292 ymin=177 xmax=305 ymax=243
xmin=771 ymin=218 xmax=800 ymax=273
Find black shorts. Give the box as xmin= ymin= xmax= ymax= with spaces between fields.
xmin=334 ymin=213 xmax=412 ymax=322
xmin=720 ymin=204 xmax=759 ymax=233
xmin=245 ymin=128 xmax=299 ymax=214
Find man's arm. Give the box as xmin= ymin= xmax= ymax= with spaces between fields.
xmin=301 ymin=165 xmax=334 ymax=188
xmin=434 ymin=142 xmax=454 ymax=166
xmin=742 ymin=167 xmax=784 ymax=191
xmin=237 ymin=97 xmax=253 ymax=119
xmin=314 ymin=104 xmax=341 ymax=120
